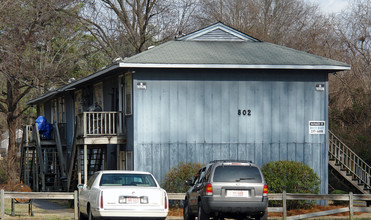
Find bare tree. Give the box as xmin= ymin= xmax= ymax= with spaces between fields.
xmin=0 ymin=0 xmax=93 ymax=182
xmin=79 ymin=0 xmax=199 ymax=59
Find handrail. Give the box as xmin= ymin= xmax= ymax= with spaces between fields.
xmin=328 ymin=130 xmax=371 ymax=189
xmin=77 ymin=111 xmax=122 ymax=137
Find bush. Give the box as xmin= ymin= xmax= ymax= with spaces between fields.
xmin=330 ymin=189 xmax=348 ymax=205
xmin=262 ymin=161 xmax=320 ymax=210
xmin=161 ymin=162 xmax=203 ymax=193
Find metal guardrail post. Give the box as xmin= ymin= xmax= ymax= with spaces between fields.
xmin=1 ymin=189 xmax=4 ymax=219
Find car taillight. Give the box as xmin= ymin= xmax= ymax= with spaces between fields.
xmin=164 ymin=194 xmax=167 ymax=209
xmin=100 ymin=191 xmax=103 ymax=208
xmin=263 ymin=184 xmax=268 ymax=197
xmin=206 ymin=183 xmax=213 ymax=196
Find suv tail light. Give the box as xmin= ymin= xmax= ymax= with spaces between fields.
xmin=206 ymin=183 xmax=213 ymax=195
xmin=263 ymin=184 xmax=268 ymax=197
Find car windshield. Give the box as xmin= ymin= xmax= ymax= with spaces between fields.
xmin=100 ymin=174 xmax=157 ymax=187
xmin=213 ymin=166 xmax=262 ymax=183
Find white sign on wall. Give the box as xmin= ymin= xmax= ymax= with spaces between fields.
xmin=309 ymin=121 xmax=325 ymax=134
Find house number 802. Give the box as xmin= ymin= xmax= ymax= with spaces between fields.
xmin=238 ymin=109 xmax=251 ymax=116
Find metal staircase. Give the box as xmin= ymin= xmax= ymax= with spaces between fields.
xmin=328 ymin=130 xmax=371 ymax=194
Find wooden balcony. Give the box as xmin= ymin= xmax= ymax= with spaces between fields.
xmin=76 ymin=111 xmax=125 ymax=145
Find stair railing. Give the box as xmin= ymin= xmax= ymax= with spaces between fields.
xmin=329 ymin=130 xmax=371 ymax=189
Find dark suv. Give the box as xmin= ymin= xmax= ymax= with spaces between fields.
xmin=184 ymin=160 xmax=268 ymax=220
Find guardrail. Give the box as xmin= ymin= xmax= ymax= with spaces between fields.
xmin=2 ymin=191 xmax=371 ymax=220
xmin=167 ymin=192 xmax=371 ymax=220
xmin=0 ymin=190 xmax=78 ymax=220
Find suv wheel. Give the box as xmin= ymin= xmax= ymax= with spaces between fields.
xmin=198 ymin=201 xmax=210 ymax=220
xmin=183 ymin=200 xmax=195 ymax=220
xmin=254 ymin=208 xmax=268 ymax=220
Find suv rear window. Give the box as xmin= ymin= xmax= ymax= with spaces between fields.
xmin=213 ymin=166 xmax=262 ymax=183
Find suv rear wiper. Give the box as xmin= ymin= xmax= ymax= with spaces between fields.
xmin=236 ymin=178 xmax=254 ymax=182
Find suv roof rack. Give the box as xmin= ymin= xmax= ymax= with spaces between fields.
xmin=209 ymin=160 xmax=253 ymax=164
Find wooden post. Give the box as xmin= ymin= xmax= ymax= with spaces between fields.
xmin=283 ymin=191 xmax=287 ymax=220
xmin=78 ymin=146 xmax=81 ymax=185
xmin=1 ymin=189 xmax=4 ymax=219
xmin=84 ymin=144 xmax=88 ymax=185
xmin=74 ymin=190 xmax=78 ymax=220
xmin=117 ymin=144 xmax=120 ymax=170
xmin=349 ymin=192 xmax=354 ymax=220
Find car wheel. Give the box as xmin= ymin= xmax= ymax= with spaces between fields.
xmin=198 ymin=201 xmax=210 ymax=220
xmin=183 ymin=200 xmax=195 ymax=220
xmin=254 ymin=208 xmax=268 ymax=220
xmin=88 ymin=206 xmax=94 ymax=220
xmin=79 ymin=211 xmax=87 ymax=220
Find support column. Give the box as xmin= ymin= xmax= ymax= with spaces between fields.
xmin=77 ymin=146 xmax=81 ymax=185
xmin=84 ymin=144 xmax=88 ymax=185
xmin=117 ymin=145 xmax=120 ymax=170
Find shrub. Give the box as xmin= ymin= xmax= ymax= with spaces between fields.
xmin=161 ymin=162 xmax=203 ymax=193
xmin=262 ymin=161 xmax=320 ymax=210
xmin=330 ymin=189 xmax=348 ymax=205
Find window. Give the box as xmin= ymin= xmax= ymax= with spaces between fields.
xmin=58 ymin=97 xmax=65 ymax=123
xmin=213 ymin=166 xmax=262 ymax=183
xmin=74 ymin=90 xmax=82 ymax=116
xmin=100 ymin=174 xmax=156 ymax=187
xmin=93 ymin=82 xmax=103 ymax=109
xmin=39 ymin=103 xmax=45 ymax=116
xmin=52 ymin=99 xmax=57 ymax=123
xmin=125 ymin=73 xmax=132 ymax=115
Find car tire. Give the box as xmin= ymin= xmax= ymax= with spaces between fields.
xmin=254 ymin=208 xmax=268 ymax=220
xmin=183 ymin=200 xmax=195 ymax=220
xmin=198 ymin=201 xmax=210 ymax=220
xmin=88 ymin=206 xmax=94 ymax=220
xmin=79 ymin=211 xmax=87 ymax=220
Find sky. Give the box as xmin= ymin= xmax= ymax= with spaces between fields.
xmin=307 ymin=0 xmax=350 ymax=14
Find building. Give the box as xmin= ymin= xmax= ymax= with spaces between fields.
xmin=24 ymin=22 xmax=350 ymax=193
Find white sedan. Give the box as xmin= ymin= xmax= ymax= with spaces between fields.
xmin=78 ymin=170 xmax=168 ymax=219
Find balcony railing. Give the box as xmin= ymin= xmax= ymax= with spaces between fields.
xmin=77 ymin=112 xmax=122 ymax=137
xmin=22 ymin=123 xmax=67 ymax=144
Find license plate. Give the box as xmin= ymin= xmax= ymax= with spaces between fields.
xmin=127 ymin=197 xmax=140 ymax=204
xmin=226 ymin=190 xmax=249 ymax=197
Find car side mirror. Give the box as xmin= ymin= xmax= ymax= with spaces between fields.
xmin=77 ymin=184 xmax=86 ymax=189
xmin=185 ymin=179 xmax=194 ymax=186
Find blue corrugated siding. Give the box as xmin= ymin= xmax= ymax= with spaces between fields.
xmin=133 ymin=69 xmax=328 ymax=193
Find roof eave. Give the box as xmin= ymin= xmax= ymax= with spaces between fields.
xmin=119 ymin=62 xmax=351 ymax=71
xmin=27 ymin=63 xmax=122 ymax=105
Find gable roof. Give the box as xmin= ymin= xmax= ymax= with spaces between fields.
xmin=120 ymin=22 xmax=350 ymax=70
xmin=178 ymin=22 xmax=259 ymax=42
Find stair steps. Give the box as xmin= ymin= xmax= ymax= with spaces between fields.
xmin=328 ymin=130 xmax=371 ymax=194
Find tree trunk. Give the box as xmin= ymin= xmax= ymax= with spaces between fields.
xmin=6 ymin=113 xmax=19 ymax=184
